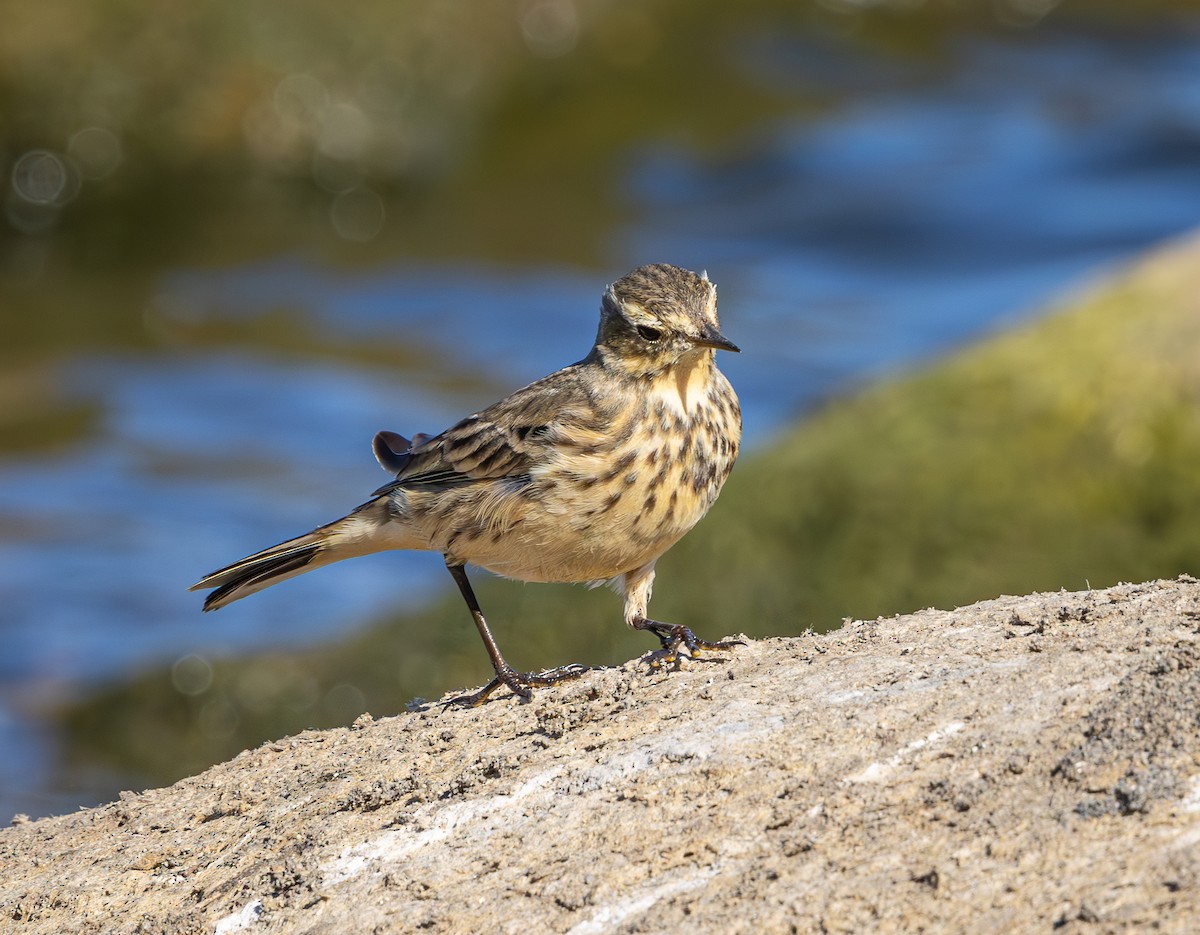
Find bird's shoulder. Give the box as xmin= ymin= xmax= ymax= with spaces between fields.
xmin=374 ymin=358 xmax=614 ymax=491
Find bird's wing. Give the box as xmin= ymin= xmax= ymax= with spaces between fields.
xmin=373 ymin=364 xmax=600 ymax=495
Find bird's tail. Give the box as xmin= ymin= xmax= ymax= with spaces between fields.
xmin=191 ymin=496 xmax=413 ymax=611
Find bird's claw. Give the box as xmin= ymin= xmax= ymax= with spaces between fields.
xmin=441 ymin=663 xmax=590 ymax=708
xmin=638 ymin=620 xmax=744 ymax=670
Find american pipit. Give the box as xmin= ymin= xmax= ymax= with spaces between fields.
xmin=192 ymin=263 xmax=742 ymax=705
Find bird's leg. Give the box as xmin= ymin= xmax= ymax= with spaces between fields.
xmin=630 ymin=616 xmax=745 ymax=668
xmin=442 ymin=560 xmax=587 ymax=707
xmin=621 ymin=561 xmax=742 ymax=669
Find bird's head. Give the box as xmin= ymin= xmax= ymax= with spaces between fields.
xmin=593 ymin=263 xmax=739 ymax=377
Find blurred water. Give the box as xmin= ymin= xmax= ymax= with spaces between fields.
xmin=5 ymin=25 xmax=1200 ymax=818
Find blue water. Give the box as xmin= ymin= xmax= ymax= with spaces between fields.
xmin=5 ymin=26 xmax=1200 ymax=818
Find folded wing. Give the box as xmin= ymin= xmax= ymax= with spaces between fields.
xmin=372 ymin=363 xmax=600 ymax=495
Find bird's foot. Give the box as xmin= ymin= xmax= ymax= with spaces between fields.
xmin=442 ymin=663 xmax=590 ymax=708
xmin=634 ymin=618 xmax=745 ymax=669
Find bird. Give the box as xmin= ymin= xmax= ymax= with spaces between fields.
xmin=191 ymin=262 xmax=743 ymax=705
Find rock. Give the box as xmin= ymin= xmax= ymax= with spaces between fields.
xmin=4 ymin=577 xmax=1200 ymax=932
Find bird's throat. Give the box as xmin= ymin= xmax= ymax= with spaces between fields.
xmin=668 ymin=350 xmax=714 ymax=415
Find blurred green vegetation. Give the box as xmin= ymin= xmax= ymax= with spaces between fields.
xmin=61 ymin=232 xmax=1200 ymax=784
xmin=6 ymin=0 xmax=1199 ymax=273
xmin=0 ymin=0 xmax=804 ymax=273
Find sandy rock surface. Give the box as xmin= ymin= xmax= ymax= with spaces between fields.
xmin=4 ymin=578 xmax=1200 ymax=933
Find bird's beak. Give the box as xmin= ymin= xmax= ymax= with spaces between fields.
xmin=693 ymin=323 xmax=740 ymax=353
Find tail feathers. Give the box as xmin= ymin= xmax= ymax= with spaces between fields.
xmin=192 ymin=497 xmax=410 ymax=611
xmin=191 ymin=537 xmax=324 ymax=611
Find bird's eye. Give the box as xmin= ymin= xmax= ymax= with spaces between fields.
xmin=636 ymin=325 xmax=662 ymax=342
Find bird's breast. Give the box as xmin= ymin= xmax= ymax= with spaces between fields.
xmin=414 ymin=366 xmax=740 ymax=585
xmin=492 ymin=369 xmax=740 ymax=581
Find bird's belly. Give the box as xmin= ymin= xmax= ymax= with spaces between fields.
xmin=462 ymin=515 xmax=680 ymax=584
xmin=463 ymin=443 xmax=734 ymax=583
